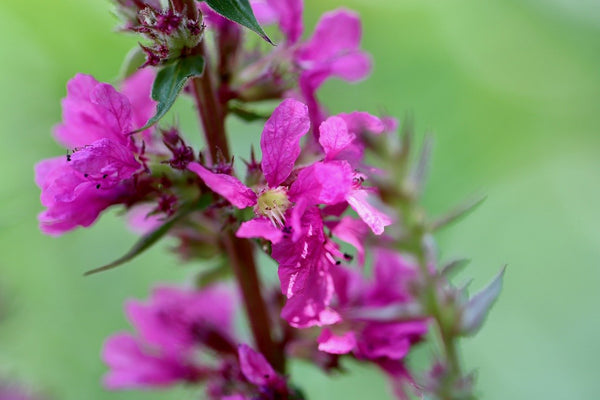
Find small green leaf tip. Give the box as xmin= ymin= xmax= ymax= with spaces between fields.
xmin=204 ymin=0 xmax=273 ymax=44
xmin=459 ymin=265 xmax=507 ymax=336
xmin=133 ymin=54 xmax=205 ymax=133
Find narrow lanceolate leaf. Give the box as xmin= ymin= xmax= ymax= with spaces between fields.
xmin=459 ymin=266 xmax=506 ymax=336
xmin=441 ymin=258 xmax=471 ymax=279
xmin=204 ymin=0 xmax=272 ymax=44
xmin=430 ymin=194 xmax=487 ymax=232
xmin=411 ymin=134 xmax=433 ymax=196
xmin=133 ymin=55 xmax=205 ymax=133
xmin=84 ymin=195 xmax=211 ymax=276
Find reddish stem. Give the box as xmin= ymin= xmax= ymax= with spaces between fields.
xmin=188 ymin=22 xmax=284 ymax=372
xmin=190 ymin=42 xmax=230 ymax=163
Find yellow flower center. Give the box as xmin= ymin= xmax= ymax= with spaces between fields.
xmin=255 ymin=187 xmax=291 ymax=227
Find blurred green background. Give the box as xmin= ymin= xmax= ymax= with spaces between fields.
xmin=1 ymin=0 xmax=599 ymax=398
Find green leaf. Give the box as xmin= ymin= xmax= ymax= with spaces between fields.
xmin=133 ymin=55 xmax=205 ymax=133
xmin=429 ymin=194 xmax=487 ymax=232
xmin=204 ymin=0 xmax=272 ymax=44
xmin=84 ymin=195 xmax=211 ymax=276
xmin=459 ymin=266 xmax=506 ymax=336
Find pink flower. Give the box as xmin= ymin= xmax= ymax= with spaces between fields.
xmin=317 ymin=249 xmax=427 ymax=360
xmin=35 ymin=157 xmax=132 ymax=235
xmin=291 ymin=115 xmax=393 ymax=235
xmin=35 ymin=71 xmax=155 ymax=235
xmin=102 ymin=333 xmax=204 ymax=389
xmin=189 ymin=98 xmax=310 ymax=240
xmin=296 ymin=10 xmax=372 ymax=128
xmin=273 ymin=207 xmax=342 ymax=328
xmin=102 ymin=285 xmax=237 ymax=389
xmin=251 ymin=0 xmax=303 ymax=44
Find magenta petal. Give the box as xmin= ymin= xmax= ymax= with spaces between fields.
xmin=125 ymin=285 xmax=235 ymax=354
xmin=54 ymin=74 xmax=133 ymax=148
xmin=266 ymin=0 xmax=303 ymax=43
xmin=328 ymin=51 xmax=372 ymax=82
xmin=331 ymin=216 xmax=369 ymax=266
xmin=260 ymin=99 xmax=310 ymax=187
xmin=368 ymin=249 xmax=417 ymax=304
xmin=346 ymin=189 xmax=392 ymax=235
xmin=69 ymin=138 xmax=140 ymax=188
xmin=120 ymin=68 xmax=156 ymax=137
xmin=338 ymin=111 xmax=385 ymax=135
xmin=250 ymin=0 xmax=278 ymax=24
xmin=102 ymin=333 xmax=193 ymax=389
xmin=91 ymin=83 xmax=133 ymax=136
xmin=319 ymin=116 xmax=356 ymax=159
xmin=236 ymin=218 xmax=283 ymax=243
xmin=238 ymin=344 xmax=278 ymax=386
xmin=188 ymin=162 xmax=256 ymax=208
xmin=35 ymin=156 xmax=119 ymax=235
xmin=281 ymin=283 xmax=341 ymax=328
xmin=358 ymin=322 xmax=428 ymax=360
xmin=298 ymin=9 xmax=363 ymax=65
xmin=289 ymin=161 xmax=353 ymax=205
xmin=317 ymin=329 xmax=357 ymax=355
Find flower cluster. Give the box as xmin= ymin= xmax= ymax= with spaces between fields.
xmin=35 ymin=0 xmax=504 ymax=399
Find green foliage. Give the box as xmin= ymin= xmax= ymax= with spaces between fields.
xmin=135 ymin=54 xmax=205 ymax=132
xmin=203 ymin=0 xmax=272 ymax=43
xmin=85 ymin=195 xmax=211 ymax=276
xmin=459 ymin=266 xmax=506 ymax=336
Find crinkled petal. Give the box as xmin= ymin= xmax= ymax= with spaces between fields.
xmin=289 ymin=161 xmax=353 ymax=205
xmin=236 ymin=218 xmax=283 ymax=243
xmin=120 ymin=68 xmax=157 ymax=138
xmin=272 ymin=208 xmax=340 ymax=327
xmin=317 ymin=329 xmax=357 ymax=354
xmin=35 ymin=156 xmax=123 ymax=236
xmin=319 ymin=116 xmax=356 ymax=160
xmin=346 ymin=189 xmax=392 ymax=235
xmin=260 ymin=99 xmax=310 ymax=187
xmin=69 ymin=138 xmax=140 ymax=188
xmin=188 ymin=162 xmax=256 ymax=209
xmin=54 ymin=74 xmax=133 ymax=148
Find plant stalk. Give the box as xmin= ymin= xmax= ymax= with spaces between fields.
xmin=188 ymin=28 xmax=283 ymax=372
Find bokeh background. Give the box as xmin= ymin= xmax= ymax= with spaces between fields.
xmin=1 ymin=0 xmax=599 ymax=398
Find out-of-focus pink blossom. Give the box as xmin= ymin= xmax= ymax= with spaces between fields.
xmin=296 ymin=10 xmax=371 ymax=128
xmin=317 ymin=249 xmax=427 ymax=360
xmin=102 ymin=285 xmax=237 ymax=390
